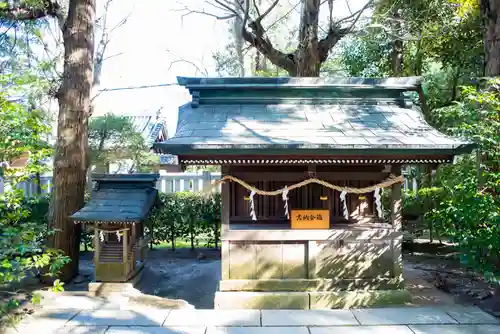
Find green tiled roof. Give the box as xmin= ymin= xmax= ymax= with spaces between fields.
xmin=70 ymin=173 xmax=159 ymax=223
xmin=153 ymin=77 xmax=475 ymax=157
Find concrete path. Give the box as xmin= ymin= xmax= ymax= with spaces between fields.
xmin=4 ymin=294 xmax=500 ymax=334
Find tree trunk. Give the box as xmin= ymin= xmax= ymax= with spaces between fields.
xmin=46 ymin=0 xmax=96 ymax=282
xmin=481 ymin=0 xmax=500 ymax=76
xmin=391 ymin=9 xmax=404 ymax=77
xmin=294 ymin=0 xmax=321 ymax=77
xmin=233 ymin=16 xmax=246 ymax=77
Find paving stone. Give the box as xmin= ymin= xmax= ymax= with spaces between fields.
xmin=69 ymin=308 xmax=170 ymax=326
xmin=40 ymin=295 xmax=117 ymax=310
xmin=409 ymin=324 xmax=500 ymax=334
xmin=443 ymin=306 xmax=500 ymax=324
xmin=5 ymin=309 xmax=80 ymax=334
xmin=206 ymin=328 xmax=309 ymax=334
xmin=53 ymin=325 xmax=108 ymax=333
xmin=309 ymin=326 xmax=414 ymax=334
xmin=163 ymin=310 xmax=260 ymax=327
xmin=261 ymin=310 xmax=359 ymax=326
xmin=106 ymin=327 xmax=206 ymax=334
xmin=352 ymin=307 xmax=457 ymax=325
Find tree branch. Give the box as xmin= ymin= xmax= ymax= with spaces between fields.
xmin=0 ymin=21 xmax=16 ymax=39
xmin=254 ymin=0 xmax=280 ymax=25
xmin=210 ymin=0 xmax=241 ymax=19
xmin=0 ymin=0 xmax=67 ymax=30
xmin=176 ymin=5 xmax=236 ymax=21
xmin=240 ymin=0 xmax=295 ymax=74
xmin=168 ymin=59 xmax=209 ymax=77
xmin=102 ymin=52 xmax=123 ymax=61
xmin=318 ymin=0 xmax=373 ymax=62
xmin=0 ymin=0 xmax=58 ymax=20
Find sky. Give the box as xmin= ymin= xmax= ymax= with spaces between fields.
xmin=86 ymin=0 xmax=229 ymax=136
xmin=42 ymin=0 xmax=369 ymax=137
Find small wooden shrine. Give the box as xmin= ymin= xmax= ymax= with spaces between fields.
xmin=154 ymin=76 xmax=475 ymax=309
xmin=70 ymin=173 xmax=159 ymax=283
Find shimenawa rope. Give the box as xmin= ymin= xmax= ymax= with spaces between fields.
xmin=206 ymin=174 xmax=404 ymax=195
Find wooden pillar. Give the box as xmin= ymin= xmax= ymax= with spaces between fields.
xmin=305 ymin=164 xmax=316 ymax=209
xmin=131 ymin=223 xmax=136 ymax=245
xmin=422 ymin=164 xmax=433 ymax=241
xmin=391 ymin=165 xmax=403 ymax=231
xmin=391 ymin=164 xmax=403 ymax=278
xmin=94 ymin=225 xmax=100 ymax=264
xmin=221 ymin=164 xmax=230 ymax=280
xmin=123 ymin=229 xmax=128 ymax=264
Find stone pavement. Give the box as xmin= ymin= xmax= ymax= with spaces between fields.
xmin=4 ymin=293 xmax=500 ymax=334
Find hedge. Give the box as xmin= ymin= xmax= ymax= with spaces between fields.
xmin=147 ymin=192 xmax=221 ymax=250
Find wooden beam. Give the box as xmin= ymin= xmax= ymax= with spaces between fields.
xmin=180 ymin=154 xmax=452 ymax=161
xmin=224 ymin=228 xmax=400 ymax=241
xmin=230 ymin=172 xmax=390 ymax=182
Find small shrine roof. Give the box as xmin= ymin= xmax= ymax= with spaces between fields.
xmin=70 ymin=173 xmax=159 ymax=224
xmin=153 ymin=77 xmax=475 ymax=158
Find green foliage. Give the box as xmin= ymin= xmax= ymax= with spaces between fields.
xmin=421 ymin=65 xmax=463 ymax=110
xmin=418 ymin=79 xmax=500 ymax=281
xmin=336 ymin=35 xmax=392 ymax=77
xmin=148 ymin=192 xmax=221 ymax=250
xmin=0 ymin=93 xmax=68 ymax=323
xmin=185 ymin=165 xmax=221 ymax=173
xmin=335 ymin=0 xmax=482 ymax=82
xmin=0 ymin=82 xmax=51 ymax=169
xmin=88 ymin=113 xmax=159 ymax=173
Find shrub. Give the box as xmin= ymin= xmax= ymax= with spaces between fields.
xmin=0 ymin=189 xmax=68 ymax=323
xmin=147 ymin=192 xmax=221 ymax=250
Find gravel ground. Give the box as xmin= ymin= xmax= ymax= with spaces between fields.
xmin=64 ymin=245 xmax=500 ymax=315
xmin=70 ymin=248 xmax=221 ymax=309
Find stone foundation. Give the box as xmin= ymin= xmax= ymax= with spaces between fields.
xmin=88 ymin=267 xmax=144 ymax=297
xmin=214 ymin=289 xmax=412 ymax=309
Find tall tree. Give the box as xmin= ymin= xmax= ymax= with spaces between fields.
xmin=49 ymin=0 xmax=95 ymax=281
xmin=186 ymin=0 xmax=372 ymax=76
xmin=88 ymin=114 xmax=158 ymax=173
xmin=481 ymin=0 xmax=500 ymax=76
xmin=1 ymin=0 xmax=96 ymax=281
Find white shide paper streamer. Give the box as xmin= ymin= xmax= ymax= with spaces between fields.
xmin=374 ymin=187 xmax=383 ymax=218
xmin=249 ymin=190 xmax=257 ymax=221
xmin=282 ymin=186 xmax=289 ymax=219
xmin=340 ymin=190 xmax=349 ymax=220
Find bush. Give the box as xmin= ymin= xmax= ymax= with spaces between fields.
xmin=0 ymin=189 xmax=68 ymax=322
xmin=147 ymin=192 xmax=221 ymax=250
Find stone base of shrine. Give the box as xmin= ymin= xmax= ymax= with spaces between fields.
xmin=88 ymin=267 xmax=144 ymax=297
xmin=214 ymin=289 xmax=412 ymax=309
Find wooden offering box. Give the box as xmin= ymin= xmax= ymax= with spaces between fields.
xmin=291 ymin=209 xmax=330 ymax=229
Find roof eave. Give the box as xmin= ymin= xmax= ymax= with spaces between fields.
xmin=452 ymin=142 xmax=478 ymax=155
xmin=176 ymin=76 xmax=423 ymax=89
xmin=152 ymin=143 xmax=471 ymax=157
xmin=69 ymin=217 xmax=143 ymax=223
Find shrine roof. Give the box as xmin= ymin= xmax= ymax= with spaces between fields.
xmin=69 ymin=173 xmax=159 ymax=224
xmin=153 ymin=77 xmax=475 ymax=157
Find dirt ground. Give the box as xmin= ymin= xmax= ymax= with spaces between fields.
xmin=70 ymin=248 xmax=221 ymax=309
